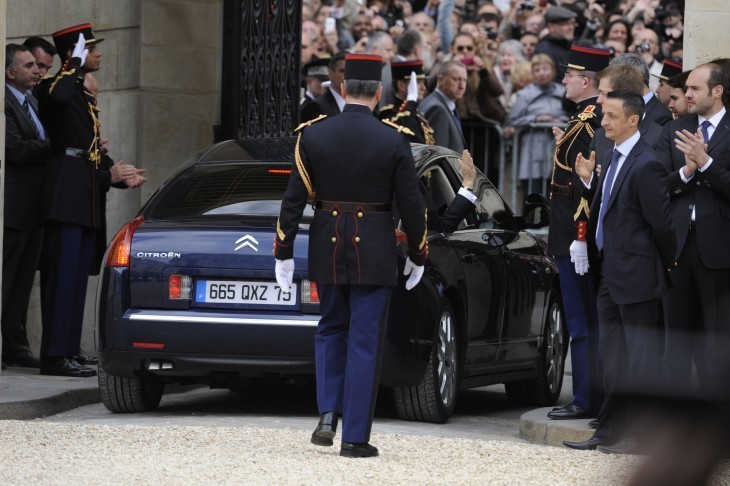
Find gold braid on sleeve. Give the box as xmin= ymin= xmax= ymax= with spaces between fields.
xmin=294 ymin=133 xmax=314 ymax=197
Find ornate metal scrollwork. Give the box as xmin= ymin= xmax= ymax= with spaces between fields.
xmin=220 ymin=0 xmax=301 ymax=140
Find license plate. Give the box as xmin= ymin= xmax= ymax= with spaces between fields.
xmin=195 ymin=280 xmax=297 ymax=306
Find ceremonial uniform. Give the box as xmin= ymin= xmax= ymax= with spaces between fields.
xmin=35 ymin=24 xmax=107 ymax=373
xmin=379 ymin=98 xmax=435 ymax=145
xmin=547 ymin=45 xmax=610 ymax=418
xmin=275 ymin=54 xmax=427 ymax=452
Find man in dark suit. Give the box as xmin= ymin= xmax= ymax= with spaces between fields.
xmin=420 ymin=61 xmax=467 ymax=153
xmin=274 ymin=54 xmax=427 ymax=458
xmin=299 ymin=52 xmax=346 ymax=123
xmin=564 ymin=90 xmax=676 ymax=453
xmin=1 ymin=44 xmax=50 ymax=368
xmin=657 ymin=63 xmax=730 ymax=396
xmin=299 ymin=57 xmax=329 ymax=119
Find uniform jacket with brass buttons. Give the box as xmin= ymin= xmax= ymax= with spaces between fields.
xmin=275 ymin=104 xmax=427 ymax=286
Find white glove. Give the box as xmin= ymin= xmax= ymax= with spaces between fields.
xmin=403 ymin=257 xmax=424 ymax=290
xmin=72 ymin=33 xmax=88 ymax=65
xmin=569 ymin=240 xmax=589 ymax=276
xmin=407 ymin=71 xmax=418 ymax=102
xmin=275 ymin=259 xmax=294 ymax=292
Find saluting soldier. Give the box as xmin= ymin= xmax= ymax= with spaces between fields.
xmin=274 ymin=54 xmax=427 ymax=458
xmin=35 ymin=24 xmax=143 ymax=377
xmin=378 ymin=60 xmax=435 ymax=145
xmin=547 ymin=46 xmax=610 ymax=422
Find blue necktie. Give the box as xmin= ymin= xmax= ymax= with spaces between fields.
xmin=452 ymin=108 xmax=462 ymax=132
xmin=596 ymin=149 xmax=622 ymax=251
xmin=22 ymin=97 xmax=40 ymax=137
xmin=700 ymin=120 xmax=712 ymax=144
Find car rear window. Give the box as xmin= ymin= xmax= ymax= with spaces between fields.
xmin=148 ymin=163 xmax=314 ymax=220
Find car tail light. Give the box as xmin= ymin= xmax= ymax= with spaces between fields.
xmin=106 ymin=216 xmax=145 ymax=267
xmin=268 ymin=168 xmax=292 ymax=175
xmin=301 ymin=280 xmax=319 ymax=304
xmin=169 ymin=275 xmax=192 ymax=300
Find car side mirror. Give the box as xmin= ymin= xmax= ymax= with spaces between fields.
xmin=522 ymin=193 xmax=550 ymax=229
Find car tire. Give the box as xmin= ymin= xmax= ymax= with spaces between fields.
xmin=393 ymin=299 xmax=459 ymax=423
xmin=98 ymin=365 xmax=164 ymax=413
xmin=505 ymin=292 xmax=567 ymax=406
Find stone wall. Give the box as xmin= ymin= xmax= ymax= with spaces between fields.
xmin=683 ymin=0 xmax=729 ymax=68
xmin=5 ymin=0 xmax=222 ymax=357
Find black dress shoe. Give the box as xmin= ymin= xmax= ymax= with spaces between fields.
xmin=588 ymin=419 xmax=600 ymax=429
xmin=40 ymin=358 xmax=96 ymax=378
xmin=72 ymin=353 xmax=98 ymax=366
xmin=563 ymin=437 xmax=604 ymax=450
xmin=3 ymin=351 xmax=41 ymax=368
xmin=311 ymin=412 xmax=339 ymax=446
xmin=547 ymin=403 xmax=593 ymax=420
xmin=340 ymin=442 xmax=379 ymax=458
xmin=597 ymin=436 xmax=642 ymax=455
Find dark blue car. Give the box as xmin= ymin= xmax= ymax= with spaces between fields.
xmin=96 ymin=137 xmax=566 ymax=423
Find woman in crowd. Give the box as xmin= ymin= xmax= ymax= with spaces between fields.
xmin=507 ymin=54 xmax=568 ymax=197
xmin=493 ymin=39 xmax=526 ymax=113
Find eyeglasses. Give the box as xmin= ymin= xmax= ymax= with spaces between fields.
xmin=455 ymin=45 xmax=475 ymax=52
xmin=563 ymin=72 xmax=587 ymax=79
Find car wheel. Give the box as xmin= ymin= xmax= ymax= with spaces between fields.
xmin=505 ymin=292 xmax=567 ymax=406
xmin=98 ymin=365 xmax=164 ymax=413
xmin=393 ymin=299 xmax=459 ymax=423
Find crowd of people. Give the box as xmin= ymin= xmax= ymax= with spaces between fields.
xmin=296 ymin=0 xmax=730 ymax=476
xmin=1 ymin=24 xmax=145 ymax=377
xmin=298 ymin=0 xmax=688 ymax=193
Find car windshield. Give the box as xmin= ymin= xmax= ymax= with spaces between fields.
xmin=148 ymin=163 xmax=314 ymax=220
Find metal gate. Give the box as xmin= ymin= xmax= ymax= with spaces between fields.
xmin=219 ymin=0 xmax=301 ymax=141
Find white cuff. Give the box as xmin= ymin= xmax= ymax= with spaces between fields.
xmin=679 ymin=168 xmax=694 ymax=183
xmin=699 ymin=156 xmax=714 ymax=172
xmin=458 ymin=186 xmax=477 ymax=203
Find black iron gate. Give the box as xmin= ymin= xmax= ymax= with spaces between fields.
xmin=219 ymin=0 xmax=301 ymax=141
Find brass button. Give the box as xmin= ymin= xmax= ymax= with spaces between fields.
xmin=332 ymin=210 xmax=338 ymax=216
xmin=331 ymin=237 xmax=337 ymax=243
xmin=355 ymin=236 xmax=361 ymax=243
xmin=357 ymin=211 xmax=364 ymax=218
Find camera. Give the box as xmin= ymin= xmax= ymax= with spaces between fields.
xmin=655 ymin=7 xmax=668 ymax=20
xmin=636 ymin=42 xmax=651 ymax=54
xmin=519 ymin=0 xmax=535 ymax=11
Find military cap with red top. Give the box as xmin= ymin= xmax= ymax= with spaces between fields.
xmin=344 ymin=53 xmax=383 ymax=81
xmin=52 ymin=23 xmax=104 ymax=59
xmin=653 ymin=58 xmax=683 ymax=81
xmin=391 ymin=60 xmax=426 ymax=80
xmin=563 ymin=45 xmax=611 ymax=72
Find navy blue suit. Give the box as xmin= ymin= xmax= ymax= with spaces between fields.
xmin=586 ymin=136 xmax=675 ymax=440
xmin=276 ymin=103 xmax=427 ymax=443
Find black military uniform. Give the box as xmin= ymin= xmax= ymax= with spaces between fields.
xmin=275 ymin=54 xmax=426 ymax=456
xmin=300 ymin=57 xmax=330 ymax=119
xmin=547 ymin=45 xmax=610 ymax=420
xmin=378 ymin=60 xmax=435 ymax=145
xmin=34 ymin=23 xmax=108 ymax=376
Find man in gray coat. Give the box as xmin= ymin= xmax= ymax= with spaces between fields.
xmin=420 ymin=61 xmax=467 ymax=153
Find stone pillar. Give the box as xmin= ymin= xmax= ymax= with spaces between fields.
xmin=683 ymin=0 xmax=729 ymax=68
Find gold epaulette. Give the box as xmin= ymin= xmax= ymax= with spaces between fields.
xmin=294 ymin=114 xmax=327 ymax=133
xmin=391 ymin=111 xmax=412 ymax=121
xmin=577 ymin=104 xmax=597 ymax=121
xmin=382 ymin=119 xmax=415 ymax=137
xmin=380 ymin=104 xmax=395 ymax=112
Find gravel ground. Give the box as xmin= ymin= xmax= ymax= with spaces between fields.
xmin=0 ymin=421 xmax=728 ymax=485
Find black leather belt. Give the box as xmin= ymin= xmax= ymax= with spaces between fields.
xmin=689 ymin=220 xmax=696 ymax=231
xmin=551 ymin=182 xmax=572 ymax=197
xmin=64 ymin=147 xmax=90 ymax=159
xmin=314 ymin=200 xmax=392 ymax=213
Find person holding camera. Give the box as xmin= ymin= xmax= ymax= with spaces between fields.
xmin=630 ymin=28 xmax=663 ymax=91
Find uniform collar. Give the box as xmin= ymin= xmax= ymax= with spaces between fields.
xmin=343 ymin=103 xmax=374 ymax=115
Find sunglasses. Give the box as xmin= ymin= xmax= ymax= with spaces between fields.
xmin=455 ymin=45 xmax=475 ymax=52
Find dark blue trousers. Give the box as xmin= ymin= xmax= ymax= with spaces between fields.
xmin=40 ymin=222 xmax=94 ymax=359
xmin=557 ymin=257 xmax=602 ymax=411
xmin=315 ymin=284 xmax=392 ymax=443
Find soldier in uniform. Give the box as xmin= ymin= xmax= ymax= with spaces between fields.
xmin=378 ymin=60 xmax=435 ymax=145
xmin=274 ymin=54 xmax=427 ymax=458
xmin=299 ymin=56 xmax=330 ymax=119
xmin=547 ymin=45 xmax=610 ymax=421
xmin=35 ymin=24 xmax=144 ymax=377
